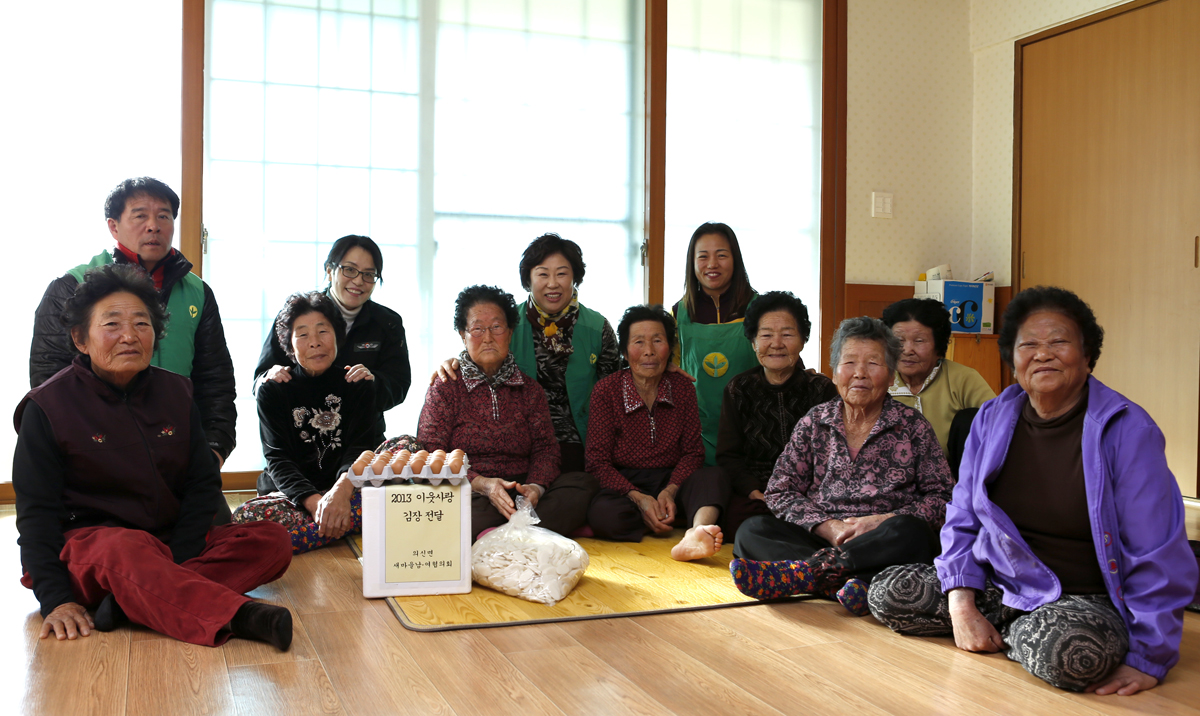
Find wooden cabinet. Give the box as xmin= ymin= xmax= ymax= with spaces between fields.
xmin=946 ymin=333 xmax=1003 ymax=396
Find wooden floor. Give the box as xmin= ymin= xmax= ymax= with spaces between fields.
xmin=1 ymin=499 xmax=1198 ymax=716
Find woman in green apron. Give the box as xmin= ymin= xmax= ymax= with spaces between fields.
xmin=432 ymin=234 xmax=621 ymax=472
xmin=672 ymin=222 xmax=759 ymax=464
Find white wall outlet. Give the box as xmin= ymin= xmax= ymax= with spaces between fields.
xmin=872 ymin=191 xmax=894 ymax=219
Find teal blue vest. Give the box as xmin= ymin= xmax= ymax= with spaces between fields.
xmin=68 ymin=250 xmax=206 ymax=377
xmin=511 ymin=300 xmax=606 ymax=445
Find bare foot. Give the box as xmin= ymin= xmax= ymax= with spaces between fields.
xmin=671 ymin=525 xmax=723 ymax=561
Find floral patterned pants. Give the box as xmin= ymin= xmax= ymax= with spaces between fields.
xmin=232 ymin=491 xmax=364 ymax=555
xmin=868 ymin=563 xmax=1128 ymax=691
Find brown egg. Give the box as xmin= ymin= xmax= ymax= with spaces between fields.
xmin=369 ymin=450 xmax=393 ymax=475
xmin=430 ymin=456 xmax=445 ymax=474
xmin=409 ymin=450 xmax=429 ymax=473
xmin=449 ymin=449 xmax=464 ymax=458
xmin=389 ymin=450 xmax=412 ymax=473
xmin=448 ymin=456 xmax=463 ymax=473
xmin=351 ymin=450 xmax=375 ymax=476
xmin=432 ymin=449 xmax=447 ymax=459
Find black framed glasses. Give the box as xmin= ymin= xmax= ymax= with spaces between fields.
xmin=337 ymin=265 xmax=380 ymax=284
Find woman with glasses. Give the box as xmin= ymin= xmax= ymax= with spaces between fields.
xmin=254 ymin=235 xmax=411 ymax=440
xmin=417 ymin=285 xmax=598 ymax=540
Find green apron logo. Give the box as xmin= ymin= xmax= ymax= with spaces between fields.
xmin=702 ymin=352 xmax=729 ymax=378
xmin=189 ymin=305 xmax=199 ymax=318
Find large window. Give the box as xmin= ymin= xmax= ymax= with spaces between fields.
xmin=205 ymin=0 xmax=644 ymax=472
xmin=665 ymin=0 xmax=822 ymax=369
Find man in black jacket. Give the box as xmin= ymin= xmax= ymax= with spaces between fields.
xmin=29 ymin=177 xmax=237 ymax=465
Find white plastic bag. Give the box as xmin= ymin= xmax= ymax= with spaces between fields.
xmin=471 ymin=498 xmax=589 ymax=605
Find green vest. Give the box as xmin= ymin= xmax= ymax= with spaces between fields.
xmin=511 ymin=300 xmax=606 ymax=445
xmin=676 ymin=299 xmax=759 ymax=465
xmin=68 ymin=250 xmax=206 ymax=378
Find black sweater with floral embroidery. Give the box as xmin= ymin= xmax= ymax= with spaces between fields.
xmin=257 ymin=365 xmax=384 ymax=505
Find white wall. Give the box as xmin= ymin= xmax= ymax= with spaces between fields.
xmin=844 ymin=0 xmax=1129 ymax=286
xmin=845 ymin=0 xmax=973 ymax=284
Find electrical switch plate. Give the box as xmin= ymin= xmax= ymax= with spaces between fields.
xmin=872 ymin=192 xmax=893 ymax=219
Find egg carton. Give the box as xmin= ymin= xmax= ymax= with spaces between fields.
xmin=348 ymin=456 xmax=471 ymax=489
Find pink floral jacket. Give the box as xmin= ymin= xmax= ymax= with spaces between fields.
xmin=765 ymin=396 xmax=953 ymax=531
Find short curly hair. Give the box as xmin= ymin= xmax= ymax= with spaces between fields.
xmin=829 ymin=316 xmax=902 ymax=373
xmin=616 ymin=304 xmax=677 ymax=357
xmin=743 ymin=291 xmax=812 ymax=343
xmin=998 ymin=286 xmax=1103 ymax=371
xmin=274 ymin=291 xmax=346 ymax=361
xmin=519 ymin=233 xmax=586 ymax=291
xmin=453 ymin=285 xmax=519 ymax=332
xmin=62 ymin=264 xmax=168 ymax=351
xmin=881 ymin=298 xmax=952 ymax=358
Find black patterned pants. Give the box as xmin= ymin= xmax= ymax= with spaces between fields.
xmin=868 ymin=563 xmax=1128 ymax=691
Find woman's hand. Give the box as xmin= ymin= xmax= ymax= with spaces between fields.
xmin=748 ymin=490 xmax=766 ymax=502
xmin=312 ymin=480 xmax=355 ymax=539
xmin=1086 ymin=664 xmax=1158 ymax=696
xmin=41 ymin=602 xmax=94 ymax=641
xmin=813 ymin=518 xmax=851 ymax=545
xmin=838 ymin=513 xmax=894 ymax=544
xmin=948 ymin=588 xmax=1004 ymax=653
xmin=473 ymin=476 xmax=520 ymax=518
xmin=265 ymin=365 xmax=292 ymax=383
xmin=656 ymin=485 xmax=679 ymax=526
xmin=344 ymin=364 xmax=374 ymax=382
xmin=515 ymin=483 xmax=544 ymax=509
xmin=429 ymin=358 xmax=461 ymax=385
xmin=665 ymin=363 xmax=696 ymax=382
xmin=627 ymin=489 xmax=674 ymax=534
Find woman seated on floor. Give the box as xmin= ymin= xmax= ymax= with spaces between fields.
xmin=881 ymin=297 xmax=995 ymax=456
xmin=233 ymin=291 xmax=384 ymax=553
xmin=586 ymin=304 xmax=731 ymax=562
xmin=13 ymin=264 xmax=293 ymax=649
xmin=716 ymin=291 xmax=838 ymax=539
xmin=417 ymin=284 xmax=597 ymax=541
xmin=868 ymin=286 xmax=1197 ymax=695
xmin=730 ymin=316 xmax=953 ymax=615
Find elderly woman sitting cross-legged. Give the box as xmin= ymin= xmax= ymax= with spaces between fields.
xmin=586 ymin=304 xmax=731 ymax=561
xmin=418 ymin=285 xmax=598 ymax=541
xmin=233 ymin=291 xmax=384 ymax=553
xmin=13 ymin=264 xmax=293 ymax=649
xmin=730 ymin=316 xmax=953 ymax=615
xmin=868 ymin=287 xmax=1197 ymax=695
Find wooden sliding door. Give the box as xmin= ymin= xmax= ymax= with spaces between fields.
xmin=1016 ymin=0 xmax=1200 ymax=497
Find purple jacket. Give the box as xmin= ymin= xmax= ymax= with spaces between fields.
xmin=936 ymin=376 xmax=1197 ymax=681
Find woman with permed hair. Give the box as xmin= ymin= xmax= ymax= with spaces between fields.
xmin=869 ymin=286 xmax=1197 ymax=695
xmin=881 ymin=297 xmax=995 ymax=456
xmin=415 ymin=284 xmax=597 ymax=540
xmin=716 ymin=291 xmax=839 ymax=539
xmin=14 ymin=264 xmax=294 ymax=650
xmin=233 ymin=291 xmax=385 ymax=553
xmin=431 ymin=233 xmax=621 ymax=473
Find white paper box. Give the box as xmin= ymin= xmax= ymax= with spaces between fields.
xmin=361 ymin=481 xmax=472 ymax=597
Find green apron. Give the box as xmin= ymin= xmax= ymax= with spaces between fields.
xmin=511 ymin=300 xmax=606 ymax=445
xmin=676 ymin=300 xmax=758 ymax=465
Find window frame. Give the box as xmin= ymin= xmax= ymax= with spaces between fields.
xmin=176 ymin=0 xmax=848 ymax=488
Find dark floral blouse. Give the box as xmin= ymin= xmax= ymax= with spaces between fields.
xmin=766 ymin=396 xmax=953 ymax=531
xmin=258 ymin=365 xmax=384 ymax=506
